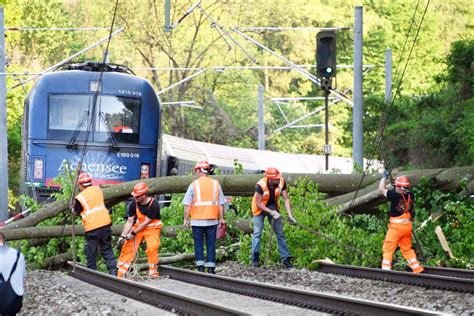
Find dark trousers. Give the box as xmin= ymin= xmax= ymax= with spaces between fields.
xmin=192 ymin=225 xmax=217 ymax=268
xmin=85 ymin=225 xmax=116 ymax=272
xmin=1 ymin=295 xmax=23 ymax=316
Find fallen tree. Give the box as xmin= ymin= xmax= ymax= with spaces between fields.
xmin=337 ymin=166 xmax=474 ymax=214
xmin=4 ymin=173 xmax=380 ymax=229
xmin=4 ymin=166 xmax=473 ymax=232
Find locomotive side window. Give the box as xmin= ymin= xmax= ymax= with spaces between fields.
xmin=96 ymin=96 xmax=141 ymax=144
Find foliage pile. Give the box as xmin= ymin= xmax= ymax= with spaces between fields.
xmin=14 ymin=173 xmax=472 ymax=271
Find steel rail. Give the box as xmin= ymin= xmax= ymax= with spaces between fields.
xmin=318 ymin=262 xmax=474 ymax=293
xmin=423 ymin=266 xmax=474 ymax=280
xmin=68 ymin=263 xmax=247 ymax=315
xmin=159 ymin=265 xmax=440 ymax=315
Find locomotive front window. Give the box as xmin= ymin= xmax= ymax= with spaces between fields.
xmin=49 ymin=95 xmax=90 ymax=131
xmin=96 ymin=96 xmax=141 ymax=144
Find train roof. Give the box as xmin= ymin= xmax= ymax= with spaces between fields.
xmin=162 ymin=134 xmax=382 ymax=174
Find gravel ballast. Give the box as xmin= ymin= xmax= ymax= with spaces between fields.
xmin=216 ymin=261 xmax=474 ymax=315
xmin=16 ymin=264 xmax=474 ymax=315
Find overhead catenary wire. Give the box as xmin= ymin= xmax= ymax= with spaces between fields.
xmin=236 ymin=26 xmax=351 ymax=32
xmin=10 ymin=27 xmax=124 ymax=89
xmin=6 ymin=27 xmax=117 ymax=31
xmin=346 ymin=0 xmax=431 ymax=214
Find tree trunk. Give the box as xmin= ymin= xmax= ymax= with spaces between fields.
xmin=336 ymin=166 xmax=474 ymax=214
xmin=2 ymin=224 xmax=185 ymax=241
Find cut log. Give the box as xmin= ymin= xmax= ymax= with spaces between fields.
xmin=2 ymin=224 xmax=185 ymax=241
xmin=42 ymin=252 xmax=72 ymax=268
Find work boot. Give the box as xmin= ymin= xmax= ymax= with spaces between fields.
xmin=283 ymin=257 xmax=294 ymax=269
xmin=207 ymin=267 xmax=216 ymax=274
xmin=252 ymin=252 xmax=260 ymax=267
xmin=197 ymin=266 xmax=205 ymax=272
xmin=108 ymin=269 xmax=118 ymax=276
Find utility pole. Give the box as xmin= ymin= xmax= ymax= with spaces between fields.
xmin=323 ymin=85 xmax=331 ymax=170
xmin=0 ymin=7 xmax=8 ymax=221
xmin=385 ymin=48 xmax=392 ymax=104
xmin=257 ymin=84 xmax=265 ymax=150
xmin=164 ymin=0 xmax=171 ymax=33
xmin=352 ymin=6 xmax=364 ymax=171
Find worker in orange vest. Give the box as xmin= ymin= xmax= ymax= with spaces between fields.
xmin=183 ymin=161 xmax=225 ymax=274
xmin=116 ymin=182 xmax=162 ymax=278
xmin=251 ymin=167 xmax=296 ymax=269
xmin=72 ymin=173 xmax=116 ymax=275
xmin=379 ymin=172 xmax=424 ymax=273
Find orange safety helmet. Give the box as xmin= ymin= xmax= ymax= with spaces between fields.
xmin=78 ymin=173 xmax=92 ymax=185
xmin=131 ymin=182 xmax=149 ymax=197
xmin=395 ymin=176 xmax=410 ymax=188
xmin=264 ymin=167 xmax=281 ymax=180
xmin=194 ymin=160 xmax=210 ymax=171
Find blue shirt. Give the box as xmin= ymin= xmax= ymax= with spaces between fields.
xmin=0 ymin=246 xmax=26 ymax=296
xmin=183 ymin=178 xmax=225 ymax=226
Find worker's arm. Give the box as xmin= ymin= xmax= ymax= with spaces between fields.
xmin=255 ymin=192 xmax=275 ymax=215
xmin=131 ymin=217 xmax=152 ymax=234
xmin=183 ymin=205 xmax=192 ymax=227
xmin=379 ymin=178 xmax=388 ymax=197
xmin=282 ymin=190 xmax=297 ymax=224
xmin=120 ymin=216 xmax=135 ymax=237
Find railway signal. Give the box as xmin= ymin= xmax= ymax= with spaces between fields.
xmin=316 ymin=31 xmax=337 ymax=79
xmin=316 ymin=30 xmax=337 ymax=171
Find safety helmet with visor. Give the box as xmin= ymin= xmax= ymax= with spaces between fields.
xmin=194 ymin=160 xmax=210 ymax=174
xmin=131 ymin=182 xmax=149 ymax=197
xmin=78 ymin=173 xmax=92 ymax=186
xmin=395 ymin=176 xmax=410 ymax=188
xmin=264 ymin=167 xmax=281 ymax=180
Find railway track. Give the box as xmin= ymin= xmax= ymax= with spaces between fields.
xmin=158 ymin=265 xmax=441 ymax=315
xmin=318 ymin=262 xmax=474 ymax=293
xmin=68 ymin=262 xmax=443 ymax=315
xmin=68 ymin=263 xmax=246 ymax=315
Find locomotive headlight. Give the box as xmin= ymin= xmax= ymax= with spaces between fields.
xmin=33 ymin=157 xmax=45 ymax=180
xmin=140 ymin=163 xmax=150 ymax=179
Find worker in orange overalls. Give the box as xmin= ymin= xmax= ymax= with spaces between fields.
xmin=72 ymin=173 xmax=116 ymax=275
xmin=379 ymin=172 xmax=424 ymax=273
xmin=116 ymin=182 xmax=162 ymax=278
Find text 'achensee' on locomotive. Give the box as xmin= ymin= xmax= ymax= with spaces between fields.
xmin=21 ymin=62 xmax=161 ymax=200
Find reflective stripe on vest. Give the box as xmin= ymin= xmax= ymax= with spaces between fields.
xmin=251 ymin=177 xmax=285 ymax=216
xmin=390 ymin=218 xmax=411 ymax=223
xmin=77 ymin=186 xmax=111 ymax=232
xmin=190 ymin=177 xmax=220 ymax=220
xmin=135 ymin=198 xmax=162 ymax=229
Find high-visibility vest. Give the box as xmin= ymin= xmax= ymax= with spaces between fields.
xmin=76 ymin=186 xmax=111 ymax=232
xmin=134 ymin=198 xmax=162 ymax=229
xmin=190 ymin=177 xmax=220 ymax=220
xmin=251 ymin=177 xmax=285 ymax=216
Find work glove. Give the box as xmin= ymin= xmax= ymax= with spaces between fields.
xmin=382 ymin=170 xmax=390 ymax=179
xmin=271 ymin=210 xmax=281 ymax=220
xmin=117 ymin=236 xmax=126 ymax=247
xmin=288 ymin=215 xmax=297 ymax=225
